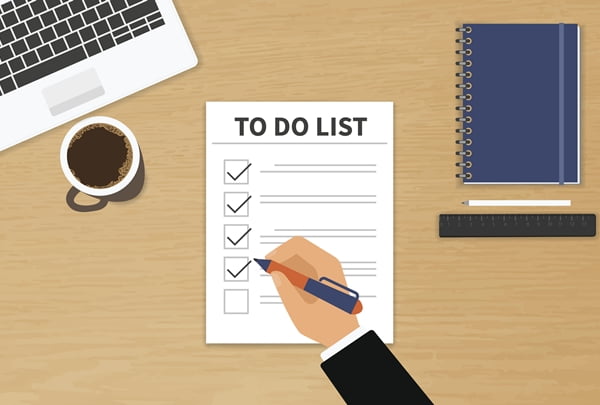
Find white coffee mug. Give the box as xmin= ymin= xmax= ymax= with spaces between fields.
xmin=60 ymin=116 xmax=142 ymax=211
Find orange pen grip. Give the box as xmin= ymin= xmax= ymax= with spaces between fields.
xmin=266 ymin=261 xmax=309 ymax=289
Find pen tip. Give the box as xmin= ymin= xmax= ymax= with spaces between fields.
xmin=254 ymin=258 xmax=270 ymax=270
xmin=461 ymin=201 xmax=467 ymax=205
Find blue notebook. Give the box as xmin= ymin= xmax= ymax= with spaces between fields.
xmin=456 ymin=24 xmax=580 ymax=184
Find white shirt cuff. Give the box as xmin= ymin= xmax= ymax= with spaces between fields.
xmin=320 ymin=327 xmax=368 ymax=362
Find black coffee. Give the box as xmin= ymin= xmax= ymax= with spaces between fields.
xmin=67 ymin=123 xmax=133 ymax=188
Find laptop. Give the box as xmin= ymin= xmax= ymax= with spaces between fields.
xmin=0 ymin=0 xmax=197 ymax=151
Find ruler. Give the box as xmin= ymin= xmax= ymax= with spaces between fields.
xmin=439 ymin=214 xmax=596 ymax=237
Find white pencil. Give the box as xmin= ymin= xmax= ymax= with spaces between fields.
xmin=462 ymin=200 xmax=571 ymax=207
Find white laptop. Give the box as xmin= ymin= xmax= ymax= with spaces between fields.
xmin=0 ymin=0 xmax=197 ymax=151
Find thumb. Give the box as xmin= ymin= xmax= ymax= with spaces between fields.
xmin=271 ymin=271 xmax=306 ymax=314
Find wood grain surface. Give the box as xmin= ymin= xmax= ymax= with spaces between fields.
xmin=2 ymin=0 xmax=600 ymax=404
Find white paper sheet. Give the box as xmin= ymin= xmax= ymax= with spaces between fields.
xmin=206 ymin=102 xmax=394 ymax=343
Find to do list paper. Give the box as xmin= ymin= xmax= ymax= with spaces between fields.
xmin=206 ymin=102 xmax=394 ymax=343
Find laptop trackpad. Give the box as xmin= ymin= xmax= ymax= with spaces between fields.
xmin=42 ymin=69 xmax=105 ymax=116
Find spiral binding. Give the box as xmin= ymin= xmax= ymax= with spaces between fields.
xmin=455 ymin=25 xmax=473 ymax=180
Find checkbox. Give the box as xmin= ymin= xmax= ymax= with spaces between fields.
xmin=224 ymin=192 xmax=251 ymax=217
xmin=224 ymin=224 xmax=251 ymax=249
xmin=224 ymin=289 xmax=249 ymax=314
xmin=224 ymin=257 xmax=251 ymax=281
xmin=224 ymin=160 xmax=251 ymax=184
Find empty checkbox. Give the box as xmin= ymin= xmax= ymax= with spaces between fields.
xmin=224 ymin=289 xmax=249 ymax=314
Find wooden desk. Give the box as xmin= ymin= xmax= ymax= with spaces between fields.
xmin=2 ymin=0 xmax=599 ymax=403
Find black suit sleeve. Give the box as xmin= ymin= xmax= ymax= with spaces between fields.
xmin=320 ymin=330 xmax=434 ymax=404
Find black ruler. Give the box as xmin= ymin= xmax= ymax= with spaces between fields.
xmin=439 ymin=214 xmax=596 ymax=237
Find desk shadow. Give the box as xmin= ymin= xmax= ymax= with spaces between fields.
xmin=66 ymin=152 xmax=146 ymax=213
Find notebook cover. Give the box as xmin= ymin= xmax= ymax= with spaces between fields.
xmin=458 ymin=24 xmax=580 ymax=184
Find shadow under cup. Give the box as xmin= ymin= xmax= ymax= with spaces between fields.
xmin=60 ymin=118 xmax=145 ymax=212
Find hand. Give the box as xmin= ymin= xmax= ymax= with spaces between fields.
xmin=266 ymin=236 xmax=360 ymax=347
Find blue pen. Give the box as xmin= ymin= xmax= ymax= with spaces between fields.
xmin=254 ymin=258 xmax=363 ymax=314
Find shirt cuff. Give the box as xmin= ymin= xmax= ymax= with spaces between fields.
xmin=320 ymin=327 xmax=368 ymax=362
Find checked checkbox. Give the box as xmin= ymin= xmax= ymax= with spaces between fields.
xmin=224 ymin=192 xmax=251 ymax=217
xmin=224 ymin=257 xmax=251 ymax=281
xmin=224 ymin=224 xmax=251 ymax=249
xmin=224 ymin=160 xmax=251 ymax=184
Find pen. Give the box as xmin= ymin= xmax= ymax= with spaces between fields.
xmin=254 ymin=258 xmax=363 ymax=315
xmin=462 ymin=199 xmax=571 ymax=207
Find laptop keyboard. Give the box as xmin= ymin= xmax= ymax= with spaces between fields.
xmin=0 ymin=0 xmax=165 ymax=96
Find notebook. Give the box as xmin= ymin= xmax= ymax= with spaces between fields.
xmin=455 ymin=23 xmax=580 ymax=184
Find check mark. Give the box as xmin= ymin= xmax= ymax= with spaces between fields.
xmin=227 ymin=195 xmax=252 ymax=213
xmin=226 ymin=260 xmax=252 ymax=278
xmin=227 ymin=228 xmax=252 ymax=246
xmin=227 ymin=163 xmax=252 ymax=181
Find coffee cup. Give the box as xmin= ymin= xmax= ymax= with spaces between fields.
xmin=60 ymin=116 xmax=144 ymax=212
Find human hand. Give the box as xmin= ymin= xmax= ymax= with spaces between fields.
xmin=266 ymin=236 xmax=360 ymax=347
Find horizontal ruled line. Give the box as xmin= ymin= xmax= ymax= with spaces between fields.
xmin=343 ymin=268 xmax=377 ymax=271
xmin=275 ymin=229 xmax=376 ymax=232
xmin=260 ymin=170 xmax=376 ymax=174
xmin=273 ymin=164 xmax=377 ymax=167
xmin=260 ymin=201 xmax=376 ymax=204
xmin=212 ymin=142 xmax=388 ymax=145
xmin=340 ymin=261 xmax=377 ymax=264
xmin=260 ymin=235 xmax=376 ymax=238
xmin=262 ymin=195 xmax=376 ymax=198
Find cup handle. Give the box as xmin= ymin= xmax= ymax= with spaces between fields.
xmin=66 ymin=187 xmax=109 ymax=212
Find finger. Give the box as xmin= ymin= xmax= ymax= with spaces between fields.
xmin=271 ymin=271 xmax=308 ymax=316
xmin=267 ymin=237 xmax=343 ymax=277
xmin=274 ymin=254 xmax=318 ymax=303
